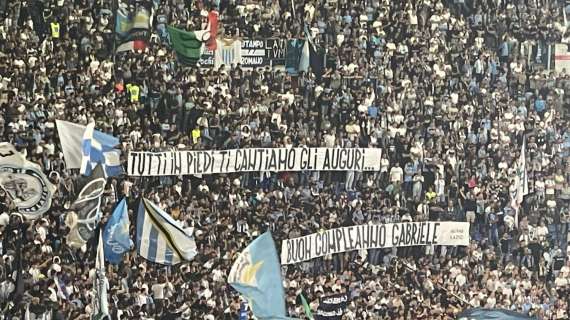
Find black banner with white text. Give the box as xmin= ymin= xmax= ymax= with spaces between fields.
xmin=315 ymin=294 xmax=348 ymax=320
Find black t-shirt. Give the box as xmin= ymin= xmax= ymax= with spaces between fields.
xmin=464 ymin=198 xmax=477 ymax=213
xmin=161 ymin=310 xmax=182 ymax=320
xmin=448 ymin=183 xmax=458 ymax=200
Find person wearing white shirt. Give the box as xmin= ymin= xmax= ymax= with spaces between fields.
xmin=129 ymin=129 xmax=141 ymax=145
xmin=44 ymin=139 xmax=55 ymax=156
xmin=345 ymin=120 xmax=361 ymax=140
xmin=474 ymin=55 xmax=485 ymax=82
xmin=323 ymin=131 xmax=336 ymax=147
xmin=535 ymin=178 xmax=545 ymax=202
xmin=449 ymin=265 xmax=461 ymax=279
xmin=545 ymin=176 xmax=556 ymax=200
xmin=379 ymin=156 xmax=390 ymax=186
xmin=151 ymin=275 xmax=173 ymax=311
xmin=455 ymin=271 xmax=467 ymax=287
xmin=536 ymin=221 xmax=549 ymax=244
xmin=134 ymin=288 xmax=148 ymax=307
xmin=518 ymin=229 xmax=531 ymax=248
xmin=389 ymin=165 xmax=404 ymax=185
xmin=485 ymin=292 xmax=497 ymax=308
xmin=554 ymin=274 xmax=569 ymax=288
xmin=434 ymin=175 xmax=446 ymax=204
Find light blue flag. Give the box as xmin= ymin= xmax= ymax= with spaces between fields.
xmin=228 ymin=232 xmax=290 ymax=320
xmin=115 ymin=7 xmax=131 ymax=38
xmin=457 ymin=308 xmax=536 ymax=320
xmin=103 ymin=198 xmax=131 ymax=264
xmin=80 ymin=122 xmax=123 ymax=178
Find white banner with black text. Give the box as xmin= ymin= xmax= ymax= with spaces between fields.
xmin=127 ymin=148 xmax=382 ymax=176
xmin=281 ymin=222 xmax=470 ymax=265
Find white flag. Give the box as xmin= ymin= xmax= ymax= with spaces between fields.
xmin=55 ymin=120 xmax=87 ymax=169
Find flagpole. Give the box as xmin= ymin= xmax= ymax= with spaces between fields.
xmin=112 ymin=0 xmax=118 ymax=81
xmin=393 ymin=257 xmax=473 ymax=307
xmin=324 ymin=34 xmax=327 ymax=70
xmin=291 ymin=0 xmax=296 ymax=20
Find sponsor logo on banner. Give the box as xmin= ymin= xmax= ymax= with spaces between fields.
xmin=281 ymin=222 xmax=470 ymax=264
xmin=127 ymin=148 xmax=382 ymax=176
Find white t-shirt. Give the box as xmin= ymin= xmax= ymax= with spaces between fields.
xmin=435 ymin=179 xmax=445 ymax=195
xmin=151 ymin=283 xmax=169 ymax=300
xmin=380 ymin=158 xmax=389 ymax=173
xmin=554 ymin=276 xmax=568 ymax=288
xmin=545 ymin=179 xmax=556 ymax=195
xmin=123 ymin=180 xmax=133 ymax=196
xmin=345 ymin=123 xmax=361 ymax=139
xmin=389 ymin=166 xmax=404 ymax=183
xmin=408 ymin=11 xmax=418 ymax=25
xmin=324 ymin=133 xmax=336 ymax=147
xmin=536 ymin=226 xmax=549 ymax=241
xmin=535 ymin=180 xmax=545 ymax=192
xmin=455 ymin=273 xmax=467 ymax=287
xmin=45 ymin=143 xmax=55 ymax=155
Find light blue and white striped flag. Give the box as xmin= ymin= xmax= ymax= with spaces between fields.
xmin=80 ymin=122 xmax=123 ymax=178
xmin=136 ymin=198 xmax=197 ymax=265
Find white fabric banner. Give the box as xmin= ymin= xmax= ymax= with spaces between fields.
xmin=555 ymin=43 xmax=570 ymax=74
xmin=281 ymin=222 xmax=470 ymax=265
xmin=127 ymin=148 xmax=382 ymax=176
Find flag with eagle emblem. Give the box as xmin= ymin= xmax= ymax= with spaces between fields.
xmin=228 ymin=232 xmax=291 ymax=319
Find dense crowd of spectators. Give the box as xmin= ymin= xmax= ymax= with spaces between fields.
xmin=1 ymin=0 xmax=570 ymax=319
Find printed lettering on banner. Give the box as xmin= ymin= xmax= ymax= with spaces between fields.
xmin=315 ymin=294 xmax=348 ymax=320
xmin=199 ymin=38 xmax=286 ymax=68
xmin=127 ymin=147 xmax=382 ymax=176
xmin=281 ymin=222 xmax=470 ymax=264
